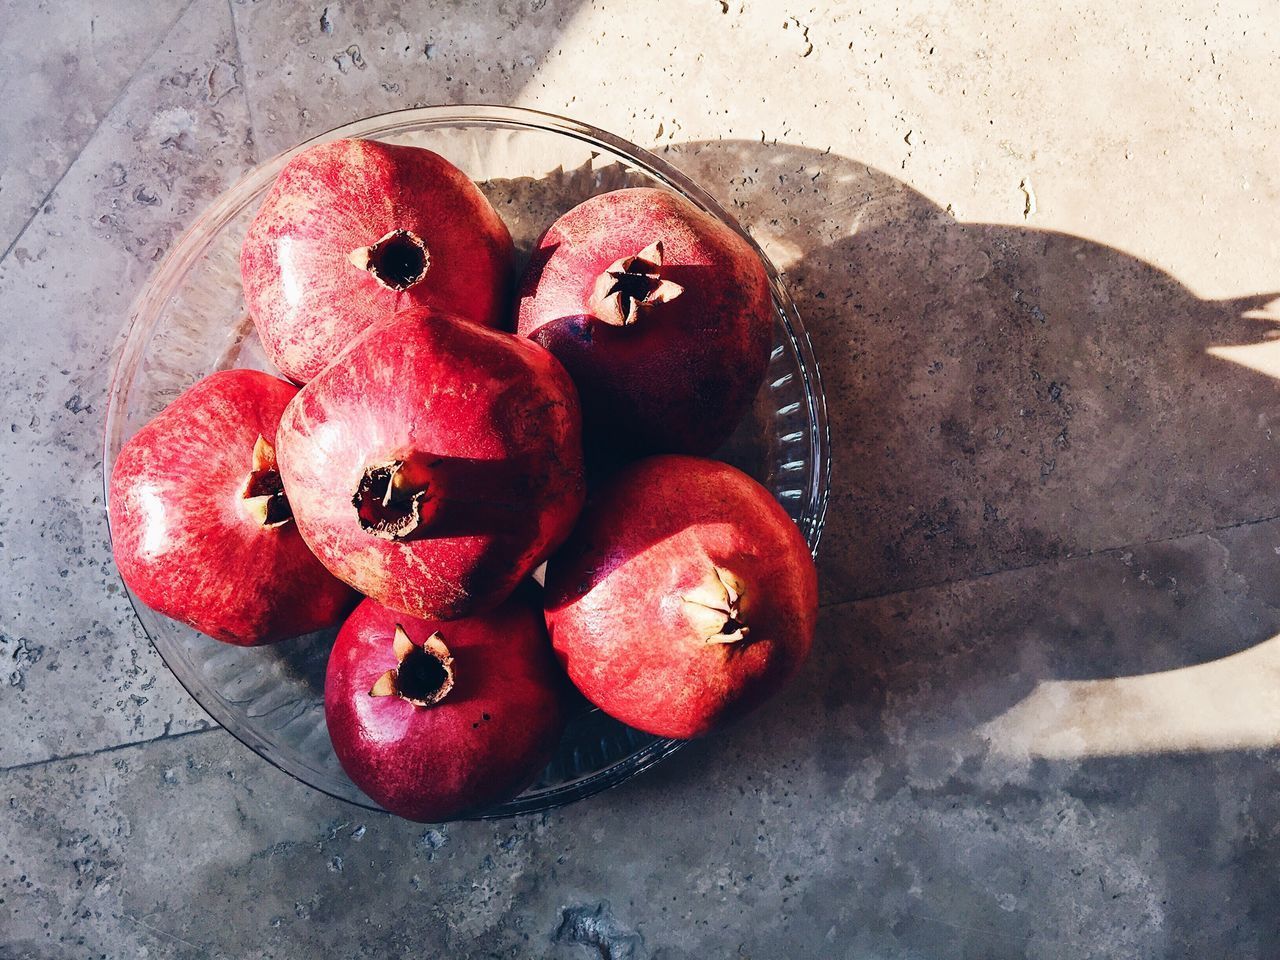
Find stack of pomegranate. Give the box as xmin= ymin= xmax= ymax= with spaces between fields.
xmin=109 ymin=139 xmax=818 ymax=821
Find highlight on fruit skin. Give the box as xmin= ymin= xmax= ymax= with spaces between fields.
xmin=275 ymin=306 xmax=586 ymax=623
xmin=240 ymin=137 xmax=515 ymax=383
xmin=544 ymin=454 xmax=818 ymax=739
xmin=325 ymin=589 xmax=568 ymax=822
xmin=107 ymin=369 xmax=358 ymax=646
xmin=516 ymin=186 xmax=775 ymax=457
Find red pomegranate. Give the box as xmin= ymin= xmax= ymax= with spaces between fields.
xmin=516 ymin=187 xmax=774 ymax=456
xmin=325 ymin=590 xmax=566 ymax=821
xmin=107 ymin=370 xmax=356 ymax=645
xmin=544 ymin=455 xmax=817 ymax=738
xmin=276 ymin=306 xmax=585 ymax=621
xmin=240 ymin=138 xmax=514 ymax=383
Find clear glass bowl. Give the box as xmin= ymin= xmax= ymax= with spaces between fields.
xmin=103 ymin=106 xmax=830 ymax=819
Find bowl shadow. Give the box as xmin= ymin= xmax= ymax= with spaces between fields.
xmin=610 ymin=136 xmax=1280 ymax=953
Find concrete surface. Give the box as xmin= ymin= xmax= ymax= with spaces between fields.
xmin=3 ymin=0 xmax=1280 ymax=956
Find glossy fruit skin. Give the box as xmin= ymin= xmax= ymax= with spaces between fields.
xmin=241 ymin=138 xmax=514 ymax=383
xmin=326 ymin=590 xmax=567 ymax=821
xmin=544 ymin=455 xmax=817 ymax=739
xmin=276 ymin=307 xmax=585 ymax=621
xmin=107 ymin=370 xmax=357 ymax=645
xmin=516 ymin=187 xmax=774 ymax=456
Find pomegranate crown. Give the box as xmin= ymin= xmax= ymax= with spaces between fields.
xmin=369 ymin=625 xmax=455 ymax=707
xmin=590 ymin=240 xmax=684 ymax=327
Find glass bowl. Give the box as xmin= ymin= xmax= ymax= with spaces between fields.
xmin=103 ymin=106 xmax=830 ymax=819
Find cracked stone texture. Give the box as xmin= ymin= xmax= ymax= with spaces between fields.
xmin=4 ymin=0 xmax=1280 ymax=957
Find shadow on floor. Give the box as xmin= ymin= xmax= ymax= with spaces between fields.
xmin=615 ymin=138 xmax=1280 ymax=956
xmin=660 ymin=137 xmax=1280 ymax=668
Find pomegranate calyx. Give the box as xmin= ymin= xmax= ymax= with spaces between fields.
xmin=369 ymin=625 xmax=455 ymax=707
xmin=590 ymin=240 xmax=684 ymax=327
xmin=353 ymin=455 xmax=439 ymax=541
xmin=680 ymin=565 xmax=750 ymax=644
xmin=348 ymin=229 xmax=430 ymax=292
xmin=241 ymin=435 xmax=293 ymax=529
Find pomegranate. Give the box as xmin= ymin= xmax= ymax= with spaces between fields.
xmin=241 ymin=138 xmax=514 ymax=382
xmin=325 ymin=590 xmax=566 ymax=821
xmin=107 ymin=370 xmax=356 ymax=645
xmin=276 ymin=306 xmax=585 ymax=621
xmin=516 ymin=187 xmax=774 ymax=456
xmin=544 ymin=455 xmax=817 ymax=738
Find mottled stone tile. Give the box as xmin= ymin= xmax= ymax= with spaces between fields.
xmin=4 ymin=2 xmax=1280 ymax=957
xmin=228 ymin=0 xmax=587 ymax=158
xmin=7 ymin=520 xmax=1280 ymax=958
xmin=0 ymin=0 xmax=190 ymax=251
xmin=0 ymin=0 xmax=256 ymax=767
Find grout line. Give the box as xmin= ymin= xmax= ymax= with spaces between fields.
xmin=1 ymin=181 xmax=64 ymax=267
xmin=118 ymin=912 xmax=211 ymax=956
xmin=225 ymin=0 xmax=260 ymax=164
xmin=818 ymin=510 xmax=1280 ymax=613
xmin=0 ymin=726 xmax=217 ymax=775
xmin=0 ymin=0 xmax=199 ymax=269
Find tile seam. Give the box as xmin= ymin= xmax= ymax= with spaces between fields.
xmin=0 ymin=0 xmax=200 ymax=267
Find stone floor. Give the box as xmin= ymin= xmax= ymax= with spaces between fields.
xmin=3 ymin=1 xmax=1280 ymax=956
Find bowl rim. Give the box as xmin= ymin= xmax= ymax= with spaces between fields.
xmin=103 ymin=104 xmax=831 ymax=820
